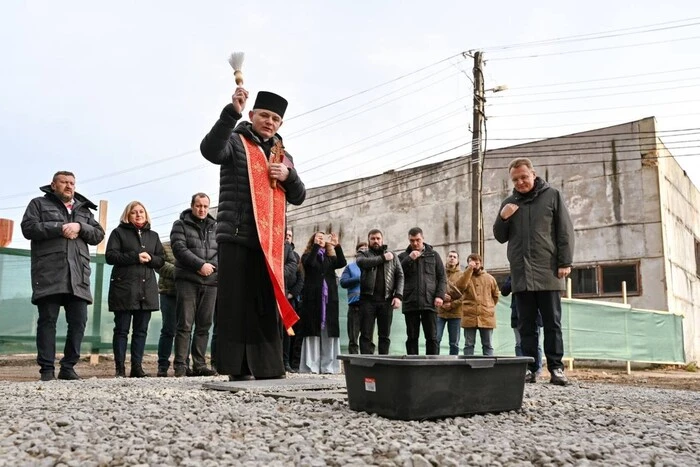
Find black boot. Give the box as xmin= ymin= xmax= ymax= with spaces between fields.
xmin=130 ymin=363 xmax=148 ymax=378
xmin=115 ymin=362 xmax=126 ymax=378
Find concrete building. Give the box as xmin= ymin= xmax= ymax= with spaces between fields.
xmin=287 ymin=117 xmax=699 ymax=363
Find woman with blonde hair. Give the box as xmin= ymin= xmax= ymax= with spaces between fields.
xmin=299 ymin=231 xmax=346 ymax=374
xmin=106 ymin=201 xmax=164 ymax=377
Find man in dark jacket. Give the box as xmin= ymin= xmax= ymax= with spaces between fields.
xmin=399 ymin=227 xmax=446 ymax=355
xmin=282 ymin=230 xmax=303 ymax=372
xmin=20 ymin=171 xmax=105 ymax=381
xmin=201 ymin=87 xmax=306 ymax=380
xmin=493 ymin=157 xmax=575 ymax=386
xmin=171 ymin=193 xmax=218 ymax=377
xmin=356 ymin=229 xmax=404 ymax=355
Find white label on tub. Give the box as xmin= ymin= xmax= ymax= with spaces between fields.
xmin=364 ymin=377 xmax=376 ymax=392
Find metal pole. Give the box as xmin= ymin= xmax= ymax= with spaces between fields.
xmin=470 ymin=51 xmax=484 ymax=257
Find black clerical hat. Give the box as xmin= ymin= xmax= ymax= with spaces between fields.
xmin=252 ymin=91 xmax=288 ymax=118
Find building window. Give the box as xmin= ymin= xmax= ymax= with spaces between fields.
xmin=601 ymin=264 xmax=638 ymax=294
xmin=695 ymin=239 xmax=700 ymax=277
xmin=571 ymin=267 xmax=597 ymax=295
xmin=571 ymin=262 xmax=640 ymax=298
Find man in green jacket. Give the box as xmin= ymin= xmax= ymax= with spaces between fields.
xmin=493 ymin=157 xmax=575 ymax=386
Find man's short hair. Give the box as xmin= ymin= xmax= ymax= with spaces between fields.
xmin=356 ymin=241 xmax=368 ymax=251
xmin=448 ymin=250 xmax=459 ymax=258
xmin=53 ymin=171 xmax=75 ymax=182
xmin=408 ymin=227 xmax=423 ymax=237
xmin=508 ymin=157 xmax=534 ymax=172
xmin=191 ymin=192 xmax=210 ymax=206
xmin=368 ymin=229 xmax=383 ymax=238
xmin=467 ymin=253 xmax=482 ymax=263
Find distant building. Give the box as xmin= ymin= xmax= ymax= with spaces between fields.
xmin=287 ymin=117 xmax=700 ymax=363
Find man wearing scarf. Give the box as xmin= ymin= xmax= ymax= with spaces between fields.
xmin=493 ymin=157 xmax=575 ymax=386
xmin=200 ymin=88 xmax=306 ymax=381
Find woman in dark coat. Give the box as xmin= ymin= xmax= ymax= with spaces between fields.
xmin=106 ymin=201 xmax=164 ymax=378
xmin=299 ymin=231 xmax=346 ymax=374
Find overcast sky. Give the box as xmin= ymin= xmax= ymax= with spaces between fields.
xmin=2 ymin=1 xmax=700 ymax=248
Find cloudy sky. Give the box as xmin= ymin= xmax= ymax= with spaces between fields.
xmin=2 ymin=1 xmax=700 ymax=247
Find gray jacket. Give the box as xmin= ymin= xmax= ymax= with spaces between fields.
xmin=356 ymin=247 xmax=404 ymax=301
xmin=493 ymin=177 xmax=575 ymax=292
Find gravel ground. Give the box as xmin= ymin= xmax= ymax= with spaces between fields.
xmin=0 ymin=373 xmax=698 ymax=466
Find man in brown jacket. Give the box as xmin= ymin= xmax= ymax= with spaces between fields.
xmin=437 ymin=250 xmax=463 ymax=355
xmin=455 ymin=253 xmax=499 ymax=356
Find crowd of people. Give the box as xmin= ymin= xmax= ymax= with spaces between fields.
xmin=19 ymin=86 xmax=574 ymax=386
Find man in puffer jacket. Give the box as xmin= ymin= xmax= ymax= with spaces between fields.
xmin=201 ymin=88 xmax=306 ymax=380
xmin=356 ymin=229 xmax=404 ymax=355
xmin=170 ymin=193 xmax=218 ymax=377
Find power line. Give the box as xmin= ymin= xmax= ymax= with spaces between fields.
xmin=489 ymin=34 xmax=700 ymax=61
xmin=481 ymin=17 xmax=700 ymax=52
xmin=284 ymin=52 xmax=466 ymax=121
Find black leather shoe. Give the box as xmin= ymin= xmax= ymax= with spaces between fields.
xmin=192 ymin=367 xmax=217 ymax=377
xmin=156 ymin=369 xmax=168 ymax=377
xmin=174 ymin=367 xmax=186 ymax=377
xmin=40 ymin=372 xmax=55 ymax=382
xmin=57 ymin=368 xmax=81 ymax=380
xmin=284 ymin=364 xmax=297 ymax=373
xmin=130 ymin=364 xmax=148 ymax=378
xmin=229 ymin=374 xmax=255 ymax=381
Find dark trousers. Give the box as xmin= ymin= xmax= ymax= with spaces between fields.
xmin=113 ymin=310 xmax=152 ymax=366
xmin=157 ymin=293 xmax=177 ymax=371
xmin=174 ymin=281 xmax=216 ymax=370
xmin=359 ymin=299 xmax=393 ymax=355
xmin=515 ymin=290 xmax=565 ymax=372
xmin=347 ymin=303 xmax=361 ymax=354
xmin=282 ymin=298 xmax=300 ymax=367
xmin=36 ymin=294 xmax=88 ymax=374
xmin=404 ymin=309 xmax=438 ymax=355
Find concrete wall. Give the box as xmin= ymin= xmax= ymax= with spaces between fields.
xmin=654 ymin=121 xmax=700 ymax=363
xmin=286 ymin=118 xmax=698 ymax=362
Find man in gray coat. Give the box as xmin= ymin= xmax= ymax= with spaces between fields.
xmin=493 ymin=157 xmax=575 ymax=386
xmin=21 ymin=171 xmax=105 ymax=381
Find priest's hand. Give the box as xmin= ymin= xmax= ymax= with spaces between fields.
xmin=232 ymin=87 xmax=249 ymax=114
xmin=269 ymin=163 xmax=289 ymax=182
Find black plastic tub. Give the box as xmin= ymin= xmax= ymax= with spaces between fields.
xmin=338 ymin=354 xmax=533 ymax=420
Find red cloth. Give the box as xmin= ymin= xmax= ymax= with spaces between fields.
xmin=241 ymin=136 xmax=299 ymax=333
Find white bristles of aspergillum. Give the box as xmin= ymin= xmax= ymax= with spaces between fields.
xmin=228 ymin=52 xmax=245 ymax=71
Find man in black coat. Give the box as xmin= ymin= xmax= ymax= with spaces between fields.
xmin=200 ymin=87 xmax=306 ymax=380
xmin=356 ymin=229 xmax=404 ymax=355
xmin=399 ymin=227 xmax=446 ymax=355
xmin=170 ymin=193 xmax=218 ymax=377
xmin=21 ymin=171 xmax=105 ymax=381
xmin=493 ymin=157 xmax=575 ymax=386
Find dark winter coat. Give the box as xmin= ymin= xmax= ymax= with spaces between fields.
xmin=106 ymin=222 xmax=165 ymax=312
xmin=300 ymin=244 xmax=347 ymax=338
xmin=493 ymin=177 xmax=575 ymax=293
xmin=200 ymin=104 xmax=306 ymax=248
xmin=284 ymin=243 xmax=303 ymax=298
xmin=399 ymin=244 xmax=447 ymax=313
xmin=21 ymin=185 xmax=105 ymax=304
xmin=356 ymin=247 xmax=404 ymax=301
xmin=170 ymin=209 xmax=218 ymax=285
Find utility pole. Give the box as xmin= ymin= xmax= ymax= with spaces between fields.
xmin=470 ymin=51 xmax=484 ymax=258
